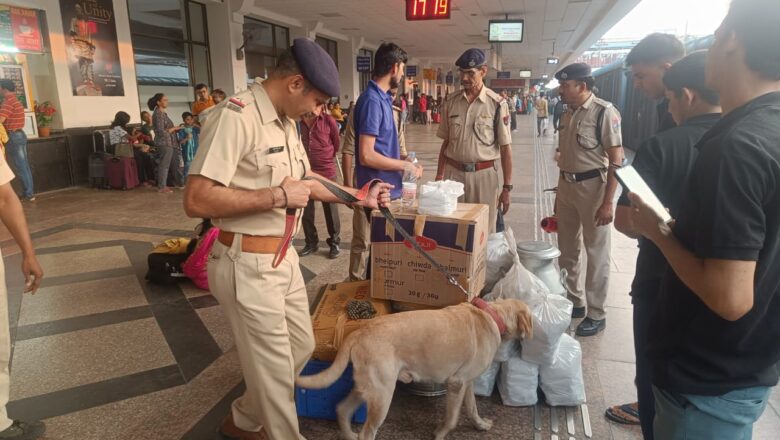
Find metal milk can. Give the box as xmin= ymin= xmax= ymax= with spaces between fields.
xmin=516 ymin=241 xmax=567 ymax=296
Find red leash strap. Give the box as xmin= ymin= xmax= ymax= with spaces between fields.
xmin=271 ymin=179 xmax=380 ymax=268
xmin=470 ymin=297 xmax=508 ymax=336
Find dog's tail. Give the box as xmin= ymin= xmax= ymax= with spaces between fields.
xmin=296 ymin=333 xmax=356 ymax=389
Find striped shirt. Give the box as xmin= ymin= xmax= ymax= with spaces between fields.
xmin=0 ymin=92 xmax=25 ymax=131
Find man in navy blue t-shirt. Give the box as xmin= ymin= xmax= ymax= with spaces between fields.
xmin=349 ymin=42 xmax=422 ymax=280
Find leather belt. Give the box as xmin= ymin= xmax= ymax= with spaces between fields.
xmin=218 ymin=231 xmax=285 ymax=254
xmin=446 ymin=157 xmax=495 ymax=172
xmin=560 ymin=168 xmax=602 ymax=183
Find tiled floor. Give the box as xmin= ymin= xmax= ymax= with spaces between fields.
xmin=0 ymin=117 xmax=778 ymax=439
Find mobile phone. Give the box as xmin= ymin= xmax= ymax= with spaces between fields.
xmin=615 ymin=165 xmax=673 ymax=224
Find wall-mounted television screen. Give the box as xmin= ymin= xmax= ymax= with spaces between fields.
xmin=488 ymin=20 xmax=524 ymax=43
xmin=519 ymin=70 xmax=532 ymax=78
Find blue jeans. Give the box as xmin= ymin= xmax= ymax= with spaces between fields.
xmin=6 ymin=130 xmax=34 ymax=198
xmin=653 ymin=385 xmax=771 ymax=440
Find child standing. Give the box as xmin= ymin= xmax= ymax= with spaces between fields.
xmin=178 ymin=112 xmax=200 ymax=181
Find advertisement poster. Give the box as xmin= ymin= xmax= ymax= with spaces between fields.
xmin=60 ymin=0 xmax=124 ymax=96
xmin=0 ymin=6 xmax=43 ymax=52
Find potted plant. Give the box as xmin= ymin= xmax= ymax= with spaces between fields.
xmin=34 ymin=101 xmax=56 ymax=137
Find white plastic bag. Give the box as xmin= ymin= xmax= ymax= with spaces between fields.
xmin=473 ymin=361 xmax=501 ymax=397
xmin=485 ymin=228 xmax=517 ymax=293
xmin=539 ymin=334 xmax=586 ymax=406
xmin=494 ymin=339 xmax=520 ymax=363
xmin=418 ymin=180 xmax=465 ymax=216
xmin=498 ymin=356 xmax=540 ymax=406
xmin=520 ymin=294 xmax=573 ymax=365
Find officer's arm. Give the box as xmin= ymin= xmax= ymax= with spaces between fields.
xmin=499 ymin=144 xmax=512 ymax=187
xmin=602 ymin=147 xmax=625 ymax=206
xmin=184 ymin=175 xmax=284 ymax=218
xmin=435 ymin=140 xmax=448 ymax=180
xmin=358 ymin=135 xmax=408 ymax=172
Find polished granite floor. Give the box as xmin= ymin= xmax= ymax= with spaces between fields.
xmin=1 ymin=118 xmax=778 ymax=440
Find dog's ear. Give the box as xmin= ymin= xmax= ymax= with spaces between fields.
xmin=517 ymin=305 xmax=533 ymax=340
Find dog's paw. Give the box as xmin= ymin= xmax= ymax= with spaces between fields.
xmin=474 ymin=418 xmax=493 ymax=431
xmin=340 ymin=431 xmax=358 ymax=440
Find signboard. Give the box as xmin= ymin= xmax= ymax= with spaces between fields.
xmin=490 ymin=78 xmax=527 ymax=88
xmin=497 ymin=71 xmax=511 ymax=79
xmin=406 ymin=65 xmax=418 ymax=77
xmin=406 ymin=0 xmax=451 ymax=21
xmin=356 ymin=55 xmax=371 ymax=73
xmin=519 ymin=70 xmax=532 ymax=78
xmin=445 ymin=71 xmax=453 ymax=85
xmin=0 ymin=6 xmax=43 ymax=52
xmin=547 ymin=57 xmax=559 ymax=65
xmin=60 ymin=0 xmax=124 ymax=96
xmin=488 ymin=20 xmax=525 ymax=43
xmin=0 ymin=64 xmax=30 ymax=109
xmin=423 ymin=68 xmax=436 ymax=81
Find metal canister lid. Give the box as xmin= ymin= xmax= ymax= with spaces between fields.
xmin=516 ymin=240 xmax=561 ymax=260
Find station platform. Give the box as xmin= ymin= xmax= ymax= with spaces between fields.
xmin=1 ymin=117 xmax=778 ymax=439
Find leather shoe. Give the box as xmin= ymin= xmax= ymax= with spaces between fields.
xmin=576 ymin=317 xmax=606 ymax=337
xmin=299 ymin=243 xmax=319 ymax=256
xmin=219 ymin=414 xmax=268 ymax=440
xmin=571 ymin=306 xmax=586 ymax=319
xmin=328 ymin=244 xmax=341 ymax=259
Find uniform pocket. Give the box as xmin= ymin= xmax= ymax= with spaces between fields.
xmin=450 ymin=119 xmax=463 ymax=139
xmin=576 ymin=121 xmax=600 ymax=150
xmin=474 ymin=119 xmax=495 ymax=145
xmin=255 ymin=150 xmax=290 ymax=187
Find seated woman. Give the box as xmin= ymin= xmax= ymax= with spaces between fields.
xmin=109 ymin=111 xmax=156 ymax=186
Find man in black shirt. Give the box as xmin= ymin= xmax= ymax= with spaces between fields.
xmin=606 ymin=32 xmax=685 ymax=428
xmin=630 ymin=0 xmax=780 ymax=438
xmin=610 ymin=52 xmax=721 ymax=440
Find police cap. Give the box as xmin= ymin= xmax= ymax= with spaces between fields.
xmin=555 ymin=63 xmax=593 ymax=81
xmin=456 ymin=48 xmax=487 ymax=69
xmin=291 ymin=38 xmax=340 ymax=98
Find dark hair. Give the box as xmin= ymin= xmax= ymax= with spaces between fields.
xmin=0 ymin=79 xmax=15 ymax=92
xmin=270 ymin=50 xmax=302 ymax=79
xmin=147 ymin=93 xmax=165 ymax=111
xmin=110 ymin=111 xmax=131 ymax=129
xmin=211 ymin=89 xmax=226 ymax=98
xmin=194 ymin=83 xmax=208 ymax=91
xmin=663 ymin=51 xmax=720 ymax=105
xmin=625 ymin=33 xmax=685 ymax=66
xmin=373 ymin=42 xmax=408 ymax=77
xmin=182 ymin=112 xmax=194 ymax=121
xmin=720 ymin=0 xmax=780 ymax=80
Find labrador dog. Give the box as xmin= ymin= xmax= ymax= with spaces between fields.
xmin=296 ymin=298 xmax=533 ymax=440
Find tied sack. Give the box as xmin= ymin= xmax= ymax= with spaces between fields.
xmin=417 ymin=180 xmax=465 ymax=216
xmin=539 ymin=334 xmax=586 ymax=406
xmin=485 ymin=227 xmax=517 ymax=293
xmin=498 ymin=356 xmax=540 ymax=406
xmin=473 ymin=361 xmax=501 ymax=397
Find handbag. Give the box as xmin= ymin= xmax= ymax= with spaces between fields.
xmin=115 ymin=142 xmax=135 ymax=158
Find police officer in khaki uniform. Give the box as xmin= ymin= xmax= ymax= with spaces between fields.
xmin=555 ymin=63 xmax=625 ymax=337
xmin=184 ymin=39 xmax=390 ymax=440
xmin=435 ymin=49 xmax=513 ymax=233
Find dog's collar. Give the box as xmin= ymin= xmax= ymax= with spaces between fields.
xmin=470 ymin=297 xmax=508 ymax=336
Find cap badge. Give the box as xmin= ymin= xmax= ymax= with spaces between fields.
xmin=561 ymin=72 xmax=568 ymax=80
xmin=469 ymin=60 xmax=475 ymax=67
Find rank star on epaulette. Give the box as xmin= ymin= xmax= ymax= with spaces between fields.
xmin=227 ymin=97 xmax=245 ymax=112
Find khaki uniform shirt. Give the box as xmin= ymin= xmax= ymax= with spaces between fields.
xmin=437 ymin=86 xmax=511 ymax=163
xmin=535 ymin=99 xmax=549 ymax=118
xmin=342 ymin=105 xmax=406 ymax=157
xmin=558 ymin=94 xmax=622 ymax=173
xmin=189 ymin=79 xmax=309 ymax=236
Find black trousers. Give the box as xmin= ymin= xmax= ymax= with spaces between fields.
xmin=632 ymin=280 xmax=660 ymax=440
xmin=553 ymin=113 xmax=562 ymax=131
xmin=510 ymin=112 xmax=517 ymax=130
xmin=134 ymin=149 xmax=156 ymax=183
xmin=302 ymin=200 xmax=340 ymax=246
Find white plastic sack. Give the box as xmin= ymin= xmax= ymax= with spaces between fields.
xmin=520 ymin=294 xmax=573 ymax=365
xmin=539 ymin=334 xmax=586 ymax=406
xmin=498 ymin=356 xmax=540 ymax=406
xmin=473 ymin=361 xmax=501 ymax=397
xmin=485 ymin=228 xmax=517 ymax=293
xmin=494 ymin=339 xmax=520 ymax=363
xmin=418 ymin=180 xmax=465 ymax=216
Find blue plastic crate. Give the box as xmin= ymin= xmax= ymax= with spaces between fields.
xmin=296 ymin=359 xmax=367 ymax=423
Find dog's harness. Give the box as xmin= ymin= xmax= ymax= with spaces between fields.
xmin=282 ymin=176 xmax=508 ymax=336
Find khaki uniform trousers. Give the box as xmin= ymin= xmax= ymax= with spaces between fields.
xmin=208 ymin=234 xmax=314 ymax=440
xmin=0 ymin=254 xmax=12 ymax=432
xmin=557 ymin=176 xmax=611 ymax=320
xmin=348 ymin=207 xmax=371 ymax=281
xmin=444 ymin=163 xmax=500 ymax=234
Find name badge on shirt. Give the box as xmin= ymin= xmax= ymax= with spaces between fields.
xmin=268 ymin=146 xmax=285 ymax=154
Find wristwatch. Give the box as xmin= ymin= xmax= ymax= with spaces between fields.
xmin=502 ymin=184 xmax=513 ymax=191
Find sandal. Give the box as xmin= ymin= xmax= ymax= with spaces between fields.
xmin=605 ymin=402 xmax=641 ymax=425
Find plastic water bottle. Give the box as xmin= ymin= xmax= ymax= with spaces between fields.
xmin=402 ymin=152 xmax=418 ymax=212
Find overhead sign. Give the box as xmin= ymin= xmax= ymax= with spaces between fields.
xmin=406 ymin=0 xmax=451 ymax=21
xmin=406 ymin=65 xmax=418 ymax=77
xmin=497 ymin=71 xmax=511 ymax=79
xmin=488 ymin=20 xmax=525 ymax=43
xmin=519 ymin=70 xmax=532 ymax=78
xmin=356 ymin=55 xmax=371 ymax=73
xmin=490 ymin=79 xmax=527 ymax=88
xmin=547 ymin=57 xmax=559 ymax=65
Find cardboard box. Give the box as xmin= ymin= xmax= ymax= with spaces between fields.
xmin=370 ymin=203 xmax=489 ymax=307
xmin=311 ymin=281 xmax=392 ymax=361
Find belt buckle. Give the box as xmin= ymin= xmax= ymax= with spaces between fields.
xmin=463 ymin=162 xmax=476 ymax=172
xmin=563 ymin=172 xmax=577 ymax=183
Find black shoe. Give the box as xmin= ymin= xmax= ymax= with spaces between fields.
xmin=576 ymin=317 xmax=606 ymax=337
xmin=571 ymin=306 xmax=586 ymax=319
xmin=299 ymin=243 xmax=319 ymax=256
xmin=328 ymin=245 xmax=341 ymax=259
xmin=0 ymin=420 xmax=46 ymax=439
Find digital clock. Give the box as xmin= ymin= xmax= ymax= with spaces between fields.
xmin=406 ymin=0 xmax=451 ymax=21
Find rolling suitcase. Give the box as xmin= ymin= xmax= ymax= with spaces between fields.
xmin=89 ymin=130 xmax=112 ymax=188
xmin=105 ymin=156 xmax=140 ymax=190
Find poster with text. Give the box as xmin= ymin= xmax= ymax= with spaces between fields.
xmin=60 ymin=0 xmax=124 ymax=96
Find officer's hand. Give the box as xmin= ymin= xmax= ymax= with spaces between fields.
xmin=627 ymin=193 xmax=673 ymax=242
xmin=280 ymin=176 xmax=311 ymax=209
xmin=21 ymin=254 xmax=44 ymax=294
xmin=498 ymin=189 xmax=511 ymax=215
xmin=594 ymin=201 xmax=615 ymax=227
xmin=361 ymin=183 xmax=394 ymax=209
